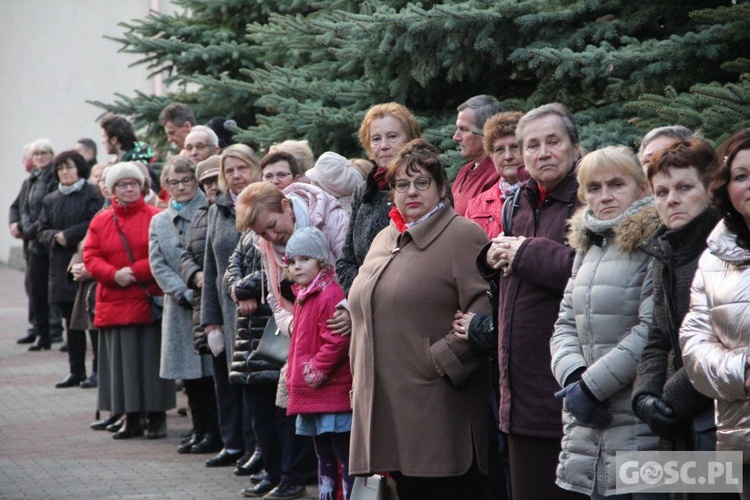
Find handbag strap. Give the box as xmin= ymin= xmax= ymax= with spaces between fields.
xmin=111 ymin=212 xmax=152 ymax=299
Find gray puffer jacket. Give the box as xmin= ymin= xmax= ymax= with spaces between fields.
xmin=550 ymin=202 xmax=660 ymax=497
xmin=681 ymin=220 xmax=750 ymax=460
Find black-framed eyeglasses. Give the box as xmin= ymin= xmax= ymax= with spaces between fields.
xmin=263 ymin=172 xmax=292 ymax=181
xmin=391 ymin=176 xmax=433 ymax=193
xmin=166 ymin=177 xmax=195 ymax=188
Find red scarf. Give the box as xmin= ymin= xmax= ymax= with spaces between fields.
xmin=388 ymin=206 xmax=408 ymax=233
xmin=537 ymin=184 xmax=550 ymax=208
xmin=373 ymin=167 xmax=389 ymax=190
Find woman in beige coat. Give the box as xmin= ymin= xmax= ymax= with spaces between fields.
xmin=348 ymin=139 xmax=491 ymax=499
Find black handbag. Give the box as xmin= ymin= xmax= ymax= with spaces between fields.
xmin=691 ymin=405 xmax=717 ymax=451
xmin=250 ymin=315 xmax=289 ymax=367
xmin=112 ymin=213 xmax=163 ymax=323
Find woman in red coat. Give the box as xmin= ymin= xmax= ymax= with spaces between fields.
xmin=84 ymin=162 xmax=175 ymax=440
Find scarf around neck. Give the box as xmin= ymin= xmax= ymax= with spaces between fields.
xmin=58 ymin=178 xmax=86 ymax=196
xmin=582 ymin=196 xmax=654 ymax=235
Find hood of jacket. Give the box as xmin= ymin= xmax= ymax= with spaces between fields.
xmin=567 ymin=203 xmax=661 ymax=254
xmin=282 ymin=182 xmax=343 ymax=228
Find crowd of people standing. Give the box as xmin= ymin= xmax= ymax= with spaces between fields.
xmin=10 ymin=98 xmax=750 ymax=500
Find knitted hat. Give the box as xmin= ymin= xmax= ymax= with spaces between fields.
xmin=197 ymin=155 xmax=221 ymax=182
xmin=285 ymin=227 xmax=330 ymax=265
xmin=306 ymin=152 xmax=364 ymax=199
xmin=106 ymin=161 xmax=145 ymax=194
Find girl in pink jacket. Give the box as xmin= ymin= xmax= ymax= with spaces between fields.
xmin=284 ymin=227 xmax=353 ymax=500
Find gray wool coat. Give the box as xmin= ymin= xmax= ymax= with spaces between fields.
xmin=200 ymin=192 xmax=240 ymax=366
xmin=550 ymin=203 xmax=661 ymax=497
xmin=149 ymin=190 xmax=213 ymax=380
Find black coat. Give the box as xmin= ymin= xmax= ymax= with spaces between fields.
xmin=38 ymin=183 xmax=102 ymax=303
xmin=633 ymin=208 xmax=720 ymax=443
xmin=225 ymin=230 xmax=277 ymax=385
xmin=20 ymin=166 xmax=58 ymax=255
xmin=181 ymin=198 xmax=211 ymax=353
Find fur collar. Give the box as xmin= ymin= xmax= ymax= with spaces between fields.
xmin=568 ymin=204 xmax=661 ymax=253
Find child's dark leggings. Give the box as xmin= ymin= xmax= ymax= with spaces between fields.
xmin=313 ymin=431 xmax=352 ymax=500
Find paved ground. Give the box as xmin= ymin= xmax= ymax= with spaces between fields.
xmin=0 ymin=265 xmax=318 ymax=499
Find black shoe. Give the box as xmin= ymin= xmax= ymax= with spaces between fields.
xmin=28 ymin=337 xmax=51 ymax=351
xmin=90 ymin=413 xmax=123 ymax=431
xmin=241 ymin=479 xmax=277 ymax=498
xmin=177 ymin=433 xmax=202 ymax=454
xmin=59 ymin=341 xmax=68 ymax=352
xmin=234 ymin=449 xmax=264 ymax=476
xmin=55 ymin=373 xmax=86 ymax=388
xmin=180 ymin=428 xmax=195 ymax=445
xmin=16 ymin=332 xmax=36 ymax=344
xmin=262 ymin=483 xmax=306 ymax=500
xmin=113 ymin=414 xmax=144 ymax=440
xmin=191 ymin=433 xmax=223 ymax=454
xmin=205 ymin=449 xmax=244 ymax=468
xmin=236 ymin=451 xmax=253 ymax=467
xmin=80 ymin=373 xmax=98 ymax=388
xmin=146 ymin=412 xmax=167 ymax=439
xmin=248 ymin=473 xmax=264 ymax=485
xmin=106 ymin=415 xmax=127 ymax=433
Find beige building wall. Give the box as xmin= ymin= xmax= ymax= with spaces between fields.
xmin=0 ymin=0 xmax=176 ymax=266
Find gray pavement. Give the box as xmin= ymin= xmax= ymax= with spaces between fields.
xmin=0 ymin=265 xmax=318 ymax=499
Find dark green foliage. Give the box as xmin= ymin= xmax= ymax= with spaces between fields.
xmin=93 ymin=0 xmax=750 ymax=174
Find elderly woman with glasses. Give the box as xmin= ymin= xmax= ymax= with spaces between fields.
xmin=21 ymin=138 xmax=60 ymax=351
xmin=149 ymin=156 xmax=220 ymax=452
xmin=348 ymin=139 xmax=491 ymax=499
xmin=84 ymin=162 xmax=175 ymax=440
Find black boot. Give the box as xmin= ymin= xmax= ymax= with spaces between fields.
xmin=113 ymin=413 xmax=144 ymax=440
xmin=146 ymin=411 xmax=167 ymax=439
xmin=17 ymin=328 xmax=36 ymax=344
xmin=28 ymin=336 xmax=51 ymax=351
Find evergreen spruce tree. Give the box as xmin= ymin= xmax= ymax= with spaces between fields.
xmin=94 ymin=0 xmax=750 ymax=174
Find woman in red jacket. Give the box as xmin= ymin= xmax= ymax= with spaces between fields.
xmin=83 ymin=162 xmax=175 ymax=440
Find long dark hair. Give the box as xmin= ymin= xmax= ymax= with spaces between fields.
xmin=711 ymin=129 xmax=750 ymax=249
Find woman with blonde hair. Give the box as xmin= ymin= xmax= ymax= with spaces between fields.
xmin=551 ymin=146 xmax=660 ymax=498
xmin=201 ymin=143 xmax=263 ymax=468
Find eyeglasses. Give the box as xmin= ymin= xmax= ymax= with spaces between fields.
xmin=166 ymin=177 xmax=195 ymax=188
xmin=263 ymin=172 xmax=292 ymax=181
xmin=55 ymin=164 xmax=77 ymax=171
xmin=492 ymin=145 xmax=520 ymax=156
xmin=114 ymin=180 xmax=141 ymax=190
xmin=391 ymin=176 xmax=433 ymax=193
xmin=32 ymin=151 xmax=52 ymax=156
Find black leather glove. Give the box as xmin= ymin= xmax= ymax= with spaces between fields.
xmin=177 ymin=295 xmax=193 ymax=310
xmin=193 ymin=329 xmax=209 ymax=355
xmin=555 ymin=381 xmax=612 ymax=428
xmin=634 ymin=395 xmax=685 ymax=440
